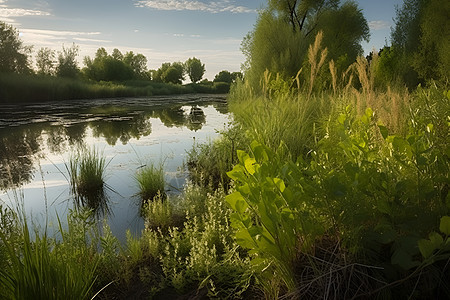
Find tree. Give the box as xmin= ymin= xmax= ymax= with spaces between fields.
xmin=36 ymin=47 xmax=56 ymax=76
xmin=388 ymin=0 xmax=449 ymax=86
xmin=56 ymin=43 xmax=80 ymax=78
xmin=123 ymin=51 xmax=148 ymax=78
xmin=241 ymin=0 xmax=369 ymax=89
xmin=0 ymin=21 xmax=31 ymax=74
xmin=214 ymin=70 xmax=232 ymax=84
xmin=185 ymin=57 xmax=205 ymax=83
xmin=154 ymin=62 xmax=185 ymax=84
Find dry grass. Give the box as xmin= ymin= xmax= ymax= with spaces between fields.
xmin=308 ymin=31 xmax=328 ymax=97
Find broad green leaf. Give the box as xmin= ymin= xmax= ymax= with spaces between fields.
xmin=440 ymin=216 xmax=450 ymax=235
xmin=418 ymin=239 xmax=435 ymax=259
xmin=365 ymin=107 xmax=373 ymax=118
xmin=273 ymin=178 xmax=285 ymax=193
xmin=251 ymin=141 xmax=269 ymax=162
xmin=378 ymin=125 xmax=389 ymax=139
xmin=244 ymin=157 xmax=257 ymax=175
xmin=227 ymin=164 xmax=247 ymax=182
xmin=237 ymin=150 xmax=250 ymax=164
xmin=226 ymin=191 xmax=248 ymax=214
xmin=235 ymin=228 xmax=257 ymax=249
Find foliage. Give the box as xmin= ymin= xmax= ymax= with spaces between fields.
xmin=184 ymin=57 xmax=205 ymax=83
xmin=241 ymin=0 xmax=369 ymax=90
xmin=0 ymin=21 xmax=32 ymax=74
xmin=226 ymin=84 xmax=449 ymax=297
xmin=36 ymin=47 xmax=56 ymax=76
xmin=186 ymin=124 xmax=245 ymax=190
xmin=389 ymin=0 xmax=449 ymax=87
xmin=153 ymin=62 xmax=185 ymax=84
xmin=214 ymin=70 xmax=233 ymax=84
xmin=56 ymin=43 xmax=80 ymax=78
xmin=83 ymin=48 xmax=134 ymax=82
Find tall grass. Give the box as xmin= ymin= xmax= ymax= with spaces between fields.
xmin=0 ymin=208 xmax=99 ymax=300
xmin=135 ymin=162 xmax=165 ymax=202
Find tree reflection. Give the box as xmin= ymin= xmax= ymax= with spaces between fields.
xmin=0 ymin=128 xmax=41 ymax=190
xmin=0 ymin=100 xmax=223 ymax=190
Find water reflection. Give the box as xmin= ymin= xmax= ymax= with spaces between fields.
xmin=0 ymin=95 xmax=227 ymax=192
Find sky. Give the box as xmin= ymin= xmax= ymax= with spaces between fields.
xmin=1 ymin=0 xmax=403 ymax=81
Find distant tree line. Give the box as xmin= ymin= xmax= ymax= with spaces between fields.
xmin=0 ymin=21 xmax=241 ymax=87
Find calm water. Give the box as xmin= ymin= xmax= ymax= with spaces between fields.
xmin=0 ymin=94 xmax=230 ymax=241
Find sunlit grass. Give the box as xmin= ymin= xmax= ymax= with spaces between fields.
xmin=135 ymin=162 xmax=165 ymax=202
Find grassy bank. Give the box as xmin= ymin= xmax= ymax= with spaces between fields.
xmin=0 ymin=73 xmax=231 ymax=103
xmin=1 ymin=56 xmax=449 ymax=298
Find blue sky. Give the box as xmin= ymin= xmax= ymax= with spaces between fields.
xmin=1 ymin=0 xmax=402 ymax=81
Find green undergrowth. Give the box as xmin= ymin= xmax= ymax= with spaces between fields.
xmin=0 ymin=73 xmax=229 ymax=103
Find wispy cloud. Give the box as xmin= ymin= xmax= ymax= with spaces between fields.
xmin=135 ymin=0 xmax=255 ymax=13
xmin=368 ymin=20 xmax=391 ymax=31
xmin=0 ymin=2 xmax=51 ymax=19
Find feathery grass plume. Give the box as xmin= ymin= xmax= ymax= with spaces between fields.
xmin=308 ymin=31 xmax=328 ymax=97
xmin=292 ymin=68 xmax=303 ymax=97
xmin=355 ymin=56 xmax=371 ymax=95
xmin=135 ymin=162 xmax=165 ymax=202
xmin=329 ymin=59 xmax=337 ymax=95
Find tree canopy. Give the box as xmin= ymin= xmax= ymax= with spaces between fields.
xmin=185 ymin=57 xmax=205 ymax=83
xmin=0 ymin=21 xmax=31 ymax=74
xmin=242 ymin=0 xmax=369 ymax=89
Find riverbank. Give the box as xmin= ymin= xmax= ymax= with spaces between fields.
xmin=0 ymin=73 xmax=231 ymax=103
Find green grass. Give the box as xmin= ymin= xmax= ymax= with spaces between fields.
xmin=66 ymin=148 xmax=109 ymax=215
xmin=0 ymin=209 xmax=99 ymax=300
xmin=135 ymin=162 xmax=165 ymax=202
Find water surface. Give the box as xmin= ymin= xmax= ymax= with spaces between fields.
xmin=0 ymin=94 xmax=230 ymax=241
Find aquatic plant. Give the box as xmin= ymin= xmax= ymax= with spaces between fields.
xmin=67 ymin=147 xmax=110 ymax=215
xmin=135 ymin=162 xmax=165 ymax=202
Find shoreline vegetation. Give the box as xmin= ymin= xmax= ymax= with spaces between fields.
xmin=0 ymin=73 xmax=231 ymax=103
xmin=1 ymin=0 xmax=449 ymax=299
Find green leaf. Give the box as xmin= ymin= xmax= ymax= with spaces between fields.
xmin=244 ymin=157 xmax=257 ymax=175
xmin=378 ymin=125 xmax=389 ymax=139
xmin=273 ymin=178 xmax=285 ymax=193
xmin=428 ymin=232 xmax=443 ymax=248
xmin=227 ymin=164 xmax=247 ymax=182
xmin=418 ymin=239 xmax=435 ymax=259
xmin=440 ymin=216 xmax=450 ymax=235
xmin=237 ymin=150 xmax=250 ymax=164
xmin=226 ymin=191 xmax=248 ymax=214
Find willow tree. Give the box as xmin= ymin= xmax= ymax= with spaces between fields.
xmin=241 ymin=0 xmax=369 ymax=89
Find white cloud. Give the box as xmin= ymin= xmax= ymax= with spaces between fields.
xmin=0 ymin=6 xmax=50 ymax=18
xmin=368 ymin=20 xmax=391 ymax=31
xmin=73 ymin=37 xmax=112 ymax=43
xmin=135 ymin=0 xmax=255 ymax=13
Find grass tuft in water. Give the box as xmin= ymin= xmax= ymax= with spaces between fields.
xmin=135 ymin=162 xmax=165 ymax=202
xmin=66 ymin=147 xmax=110 ymax=215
